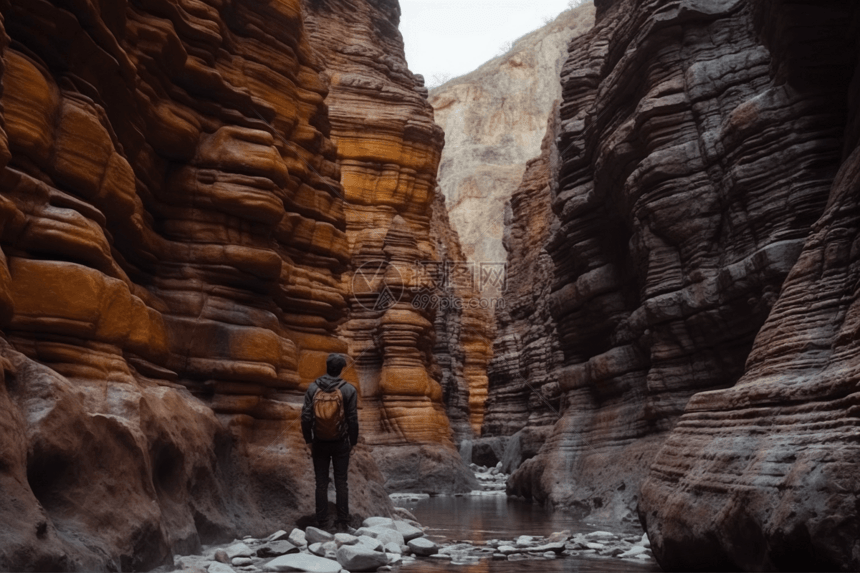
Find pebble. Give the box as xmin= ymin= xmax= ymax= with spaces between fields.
xmin=384 ymin=542 xmax=402 ymax=554
xmin=585 ymin=531 xmax=617 ymax=539
xmin=407 ymin=536 xmax=438 ymax=556
xmin=256 ymin=541 xmax=298 ymax=558
xmin=336 ymin=544 xmax=389 ymax=571
xmin=392 ymin=520 xmax=424 ymax=541
xmin=213 ymin=550 xmax=230 ymax=564
xmin=334 ymin=533 xmax=358 ymax=546
xmin=356 ymin=535 xmax=384 ymax=552
xmin=287 ymin=528 xmax=307 ymax=547
xmin=224 ymin=543 xmax=253 ymax=560
xmin=231 ymin=557 xmax=252 ymax=566
xmin=263 ymin=553 xmax=341 ymax=573
xmin=362 ymin=517 xmax=396 ymax=529
xmin=305 ymin=526 xmax=334 ymax=545
xmin=620 ymin=546 xmax=649 ymax=558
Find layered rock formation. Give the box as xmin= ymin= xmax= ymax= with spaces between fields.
xmin=0 ymin=0 xmax=463 ymax=568
xmin=300 ymin=0 xmax=479 ymax=493
xmin=483 ymin=106 xmax=565 ymax=438
xmin=430 ymin=191 xmax=494 ymax=441
xmin=639 ymin=1 xmax=860 ymax=570
xmin=429 ymin=4 xmax=594 ymax=270
xmin=507 ymin=0 xmax=855 ymax=548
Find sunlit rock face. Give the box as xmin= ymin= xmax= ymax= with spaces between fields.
xmin=639 ymin=1 xmax=860 ymax=570
xmin=508 ymin=0 xmax=857 ymax=544
xmin=483 ymin=107 xmax=564 ymax=438
xmin=429 ymin=5 xmax=595 ymax=270
xmin=0 ymin=0 xmax=395 ymax=569
xmin=301 ymin=0 xmax=479 ymax=493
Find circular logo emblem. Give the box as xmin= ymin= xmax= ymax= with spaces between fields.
xmin=350 ymin=260 xmax=404 ymax=312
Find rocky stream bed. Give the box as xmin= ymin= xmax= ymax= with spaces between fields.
xmin=157 ymin=466 xmax=656 ymax=573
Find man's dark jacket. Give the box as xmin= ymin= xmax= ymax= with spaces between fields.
xmin=301 ymin=374 xmax=359 ymax=446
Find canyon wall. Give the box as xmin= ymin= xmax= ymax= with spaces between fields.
xmin=482 ymin=107 xmax=564 ymax=439
xmin=430 ymin=191 xmax=495 ymax=441
xmin=429 ymin=4 xmax=594 ymax=271
xmin=639 ymin=1 xmax=860 ymax=570
xmin=301 ymin=0 xmax=480 ymax=493
xmin=507 ymin=0 xmax=858 ymax=553
xmin=0 ymin=0 xmax=472 ymax=569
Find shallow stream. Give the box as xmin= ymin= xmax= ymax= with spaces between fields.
xmin=394 ymin=495 xmax=661 ymax=572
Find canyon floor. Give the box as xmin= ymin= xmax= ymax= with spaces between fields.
xmin=158 ymin=467 xmax=657 ymax=573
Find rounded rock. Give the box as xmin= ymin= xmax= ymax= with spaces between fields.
xmin=407 ymin=537 xmax=438 ymax=556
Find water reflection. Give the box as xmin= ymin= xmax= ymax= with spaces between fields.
xmin=394 ymin=495 xmax=661 ymax=573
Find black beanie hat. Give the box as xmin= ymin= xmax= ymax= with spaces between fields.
xmin=326 ymin=353 xmax=347 ymax=376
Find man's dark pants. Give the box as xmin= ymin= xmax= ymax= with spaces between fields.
xmin=311 ymin=439 xmax=350 ymax=525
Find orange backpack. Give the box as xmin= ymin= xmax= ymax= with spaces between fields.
xmin=312 ymin=381 xmax=347 ymax=441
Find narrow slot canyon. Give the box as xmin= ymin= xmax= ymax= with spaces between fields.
xmin=0 ymin=0 xmax=858 ymax=572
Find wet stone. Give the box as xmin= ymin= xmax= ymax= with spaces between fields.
xmin=288 ymin=529 xmax=307 ymax=547
xmin=547 ymin=531 xmax=571 ymax=544
xmin=407 ymin=537 xmax=438 ymax=556
xmin=225 ymin=543 xmax=253 ymax=559
xmin=305 ymin=527 xmax=334 ymax=545
xmin=256 ymin=541 xmax=298 ymax=557
xmin=336 ymin=544 xmax=389 ymax=571
xmin=263 ymin=553 xmax=342 ymax=573
xmin=392 ymin=520 xmax=424 ymax=541
xmin=383 ymin=542 xmax=402 ymax=554
xmin=356 ymin=535 xmax=384 ymax=552
xmin=362 ymin=517 xmax=395 ymax=529
xmin=334 ymin=533 xmax=358 ymax=546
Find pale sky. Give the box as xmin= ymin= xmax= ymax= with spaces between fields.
xmin=399 ymin=0 xmax=579 ymax=86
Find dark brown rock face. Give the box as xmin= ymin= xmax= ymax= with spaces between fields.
xmin=483 ymin=106 xmax=564 ymax=438
xmin=639 ymin=2 xmax=860 ymax=571
xmin=430 ymin=191 xmax=494 ymax=443
xmin=508 ymin=0 xmax=858 ymax=548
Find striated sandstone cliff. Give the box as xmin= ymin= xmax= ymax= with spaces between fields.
xmin=430 ymin=191 xmax=494 ymax=441
xmin=483 ymin=105 xmax=564 ymax=439
xmin=507 ymin=0 xmax=855 ymax=545
xmin=639 ymin=1 xmax=860 ymax=570
xmin=301 ymin=0 xmax=479 ymax=493
xmin=0 ymin=0 xmax=464 ymax=568
xmin=429 ymin=5 xmax=594 ymax=270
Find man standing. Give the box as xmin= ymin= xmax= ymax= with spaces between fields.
xmin=301 ymin=353 xmax=359 ymax=531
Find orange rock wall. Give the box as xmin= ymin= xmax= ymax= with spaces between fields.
xmin=0 ymin=0 xmax=396 ymax=569
xmin=301 ymin=0 xmax=481 ymax=492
